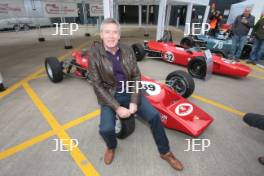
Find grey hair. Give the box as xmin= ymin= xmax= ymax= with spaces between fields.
xmin=244 ymin=7 xmax=252 ymax=12
xmin=100 ymin=18 xmax=121 ymax=32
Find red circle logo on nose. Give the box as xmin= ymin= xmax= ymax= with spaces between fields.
xmin=175 ymin=103 xmax=193 ymax=116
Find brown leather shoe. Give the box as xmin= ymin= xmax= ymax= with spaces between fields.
xmin=160 ymin=152 xmax=183 ymax=171
xmin=104 ymin=149 xmax=115 ymax=165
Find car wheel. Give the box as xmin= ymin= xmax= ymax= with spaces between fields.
xmin=115 ymin=116 xmax=135 ymax=139
xmin=23 ymin=24 xmax=30 ymax=31
xmin=132 ymin=43 xmax=145 ymax=61
xmin=13 ymin=25 xmax=20 ymax=32
xmin=240 ymin=44 xmax=252 ymax=59
xmin=187 ymin=57 xmax=207 ymax=79
xmin=165 ymin=70 xmax=195 ymax=98
xmin=180 ymin=37 xmax=195 ymax=48
xmin=45 ymin=57 xmax=63 ymax=83
xmin=38 ymin=37 xmax=45 ymax=42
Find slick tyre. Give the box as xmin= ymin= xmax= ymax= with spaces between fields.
xmin=45 ymin=57 xmax=63 ymax=83
xmin=115 ymin=116 xmax=135 ymax=139
xmin=132 ymin=43 xmax=145 ymax=61
xmin=187 ymin=57 xmax=207 ymax=79
xmin=165 ymin=70 xmax=195 ymax=98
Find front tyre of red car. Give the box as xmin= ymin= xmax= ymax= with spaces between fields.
xmin=187 ymin=57 xmax=207 ymax=79
xmin=132 ymin=43 xmax=145 ymax=61
xmin=165 ymin=70 xmax=195 ymax=98
xmin=115 ymin=116 xmax=135 ymax=139
xmin=45 ymin=57 xmax=63 ymax=83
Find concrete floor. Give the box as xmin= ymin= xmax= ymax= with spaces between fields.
xmin=0 ymin=26 xmax=264 ymax=176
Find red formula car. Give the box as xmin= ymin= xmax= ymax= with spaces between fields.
xmin=131 ymin=32 xmax=251 ymax=79
xmin=141 ymin=74 xmax=213 ymax=137
xmin=44 ymin=46 xmax=213 ymax=138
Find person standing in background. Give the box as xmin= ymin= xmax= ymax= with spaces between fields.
xmin=247 ymin=13 xmax=264 ymax=65
xmin=231 ymin=7 xmax=255 ymax=61
xmin=76 ymin=7 xmax=81 ymax=24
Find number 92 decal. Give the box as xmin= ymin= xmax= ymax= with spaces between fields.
xmin=164 ymin=51 xmax=175 ymax=62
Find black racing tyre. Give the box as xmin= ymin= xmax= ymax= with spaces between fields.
xmin=64 ymin=45 xmax=73 ymax=49
xmin=45 ymin=57 xmax=63 ymax=83
xmin=180 ymin=37 xmax=195 ymax=48
xmin=132 ymin=43 xmax=145 ymax=61
xmin=115 ymin=116 xmax=135 ymax=139
xmin=13 ymin=25 xmax=20 ymax=32
xmin=38 ymin=37 xmax=45 ymax=42
xmin=165 ymin=70 xmax=195 ymax=98
xmin=23 ymin=24 xmax=30 ymax=31
xmin=240 ymin=44 xmax=252 ymax=59
xmin=187 ymin=57 xmax=207 ymax=79
xmin=211 ymin=50 xmax=227 ymax=58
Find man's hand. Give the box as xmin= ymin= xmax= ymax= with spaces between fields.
xmin=129 ymin=103 xmax=138 ymax=114
xmin=241 ymin=18 xmax=248 ymax=24
xmin=116 ymin=106 xmax=131 ymax=118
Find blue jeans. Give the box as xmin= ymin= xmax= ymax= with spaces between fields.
xmin=231 ymin=35 xmax=247 ymax=58
xmin=99 ymin=92 xmax=170 ymax=154
xmin=250 ymin=38 xmax=264 ymax=61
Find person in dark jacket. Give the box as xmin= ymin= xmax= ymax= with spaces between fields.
xmin=231 ymin=7 xmax=255 ymax=61
xmin=247 ymin=13 xmax=264 ymax=65
xmin=88 ymin=18 xmax=183 ymax=171
xmin=243 ymin=113 xmax=264 ymax=165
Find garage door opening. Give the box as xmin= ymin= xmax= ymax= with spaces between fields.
xmin=119 ymin=5 xmax=138 ymax=24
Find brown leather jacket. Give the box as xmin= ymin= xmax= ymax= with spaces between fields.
xmin=88 ymin=41 xmax=141 ymax=110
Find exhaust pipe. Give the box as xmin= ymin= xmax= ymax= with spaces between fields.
xmin=0 ymin=72 xmax=6 ymax=92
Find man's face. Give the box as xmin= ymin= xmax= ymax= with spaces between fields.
xmin=211 ymin=3 xmax=215 ymax=9
xmin=100 ymin=23 xmax=120 ymax=49
xmin=243 ymin=8 xmax=251 ymax=17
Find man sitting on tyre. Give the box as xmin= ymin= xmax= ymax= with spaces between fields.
xmin=88 ymin=18 xmax=184 ymax=171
